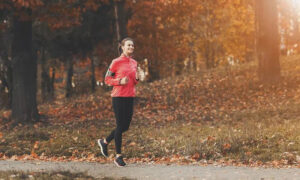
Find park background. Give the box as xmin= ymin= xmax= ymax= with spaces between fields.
xmin=0 ymin=0 xmax=300 ymax=168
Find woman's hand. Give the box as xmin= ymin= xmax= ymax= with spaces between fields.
xmin=119 ymin=77 xmax=129 ymax=85
xmin=136 ymin=67 xmax=141 ymax=80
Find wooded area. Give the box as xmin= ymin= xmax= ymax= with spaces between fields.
xmin=0 ymin=0 xmax=300 ymax=123
xmin=0 ymin=1 xmax=300 ymax=168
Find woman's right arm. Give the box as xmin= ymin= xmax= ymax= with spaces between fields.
xmin=104 ymin=61 xmax=121 ymax=86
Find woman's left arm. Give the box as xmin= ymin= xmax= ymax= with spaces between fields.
xmin=134 ymin=63 xmax=140 ymax=85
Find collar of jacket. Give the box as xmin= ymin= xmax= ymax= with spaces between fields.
xmin=120 ymin=54 xmax=132 ymax=61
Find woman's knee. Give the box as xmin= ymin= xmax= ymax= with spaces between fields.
xmin=115 ymin=126 xmax=123 ymax=134
xmin=122 ymin=126 xmax=129 ymax=132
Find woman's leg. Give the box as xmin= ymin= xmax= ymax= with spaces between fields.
xmin=121 ymin=98 xmax=134 ymax=133
xmin=114 ymin=97 xmax=125 ymax=155
xmin=105 ymin=97 xmax=120 ymax=144
xmin=105 ymin=129 xmax=115 ymax=144
xmin=114 ymin=97 xmax=134 ymax=155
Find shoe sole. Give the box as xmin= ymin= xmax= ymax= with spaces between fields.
xmin=97 ymin=139 xmax=108 ymax=158
xmin=114 ymin=159 xmax=126 ymax=167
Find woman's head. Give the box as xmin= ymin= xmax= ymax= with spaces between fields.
xmin=119 ymin=37 xmax=134 ymax=56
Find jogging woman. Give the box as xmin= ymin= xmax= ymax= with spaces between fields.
xmin=97 ymin=37 xmax=139 ymax=167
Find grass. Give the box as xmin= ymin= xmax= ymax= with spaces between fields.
xmin=129 ymin=108 xmax=300 ymax=163
xmin=0 ymin=102 xmax=299 ymax=164
xmin=0 ymin=55 xmax=300 ymax=165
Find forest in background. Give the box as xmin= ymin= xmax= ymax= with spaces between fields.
xmin=0 ymin=0 xmax=300 ymax=123
xmin=0 ymin=0 xmax=300 ymax=166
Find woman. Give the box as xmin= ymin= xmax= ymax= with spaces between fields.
xmin=97 ymin=37 xmax=139 ymax=167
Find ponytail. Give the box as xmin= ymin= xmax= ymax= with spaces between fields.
xmin=118 ymin=43 xmax=123 ymax=55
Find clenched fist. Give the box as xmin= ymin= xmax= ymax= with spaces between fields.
xmin=119 ymin=77 xmax=129 ymax=85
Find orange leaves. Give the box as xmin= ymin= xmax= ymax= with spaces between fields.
xmin=31 ymin=150 xmax=38 ymax=158
xmin=191 ymin=153 xmax=201 ymax=160
xmin=33 ymin=141 xmax=39 ymax=149
xmin=38 ymin=92 xmax=114 ymax=125
xmin=90 ymin=141 xmax=95 ymax=147
xmin=129 ymin=141 xmax=137 ymax=147
xmin=207 ymin=136 xmax=216 ymax=142
xmin=36 ymin=1 xmax=86 ymax=30
xmin=2 ymin=111 xmax=11 ymax=119
xmin=143 ymin=152 xmax=152 ymax=158
xmin=13 ymin=0 xmax=29 ymax=8
xmin=86 ymin=153 xmax=96 ymax=161
xmin=84 ymin=0 xmax=100 ymax=11
xmin=245 ymin=151 xmax=252 ymax=156
xmin=0 ymin=132 xmax=3 ymax=139
xmin=128 ymin=0 xmax=255 ymax=75
xmin=29 ymin=141 xmax=39 ymax=159
xmin=222 ymin=143 xmax=231 ymax=150
xmin=12 ymin=0 xmax=44 ymax=9
xmin=67 ymin=0 xmax=77 ymax=3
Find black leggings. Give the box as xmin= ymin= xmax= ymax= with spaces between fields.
xmin=106 ymin=97 xmax=134 ymax=154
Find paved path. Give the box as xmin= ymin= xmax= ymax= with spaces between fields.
xmin=0 ymin=160 xmax=299 ymax=180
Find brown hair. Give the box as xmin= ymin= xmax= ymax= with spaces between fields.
xmin=118 ymin=37 xmax=134 ymax=55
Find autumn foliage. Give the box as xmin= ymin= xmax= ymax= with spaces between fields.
xmin=0 ymin=0 xmax=300 ymax=167
xmin=1 ymin=55 xmax=300 ymax=167
xmin=128 ymin=0 xmax=255 ymax=80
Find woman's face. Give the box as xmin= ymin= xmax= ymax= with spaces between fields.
xmin=122 ymin=40 xmax=134 ymax=56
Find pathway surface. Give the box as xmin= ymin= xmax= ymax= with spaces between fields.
xmin=0 ymin=160 xmax=299 ymax=180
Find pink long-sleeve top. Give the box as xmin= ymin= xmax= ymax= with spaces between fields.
xmin=105 ymin=55 xmax=138 ymax=97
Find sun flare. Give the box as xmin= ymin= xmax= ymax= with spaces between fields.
xmin=293 ymin=0 xmax=300 ymax=11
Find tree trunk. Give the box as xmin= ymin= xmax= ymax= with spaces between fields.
xmin=40 ymin=48 xmax=51 ymax=101
xmin=50 ymin=67 xmax=55 ymax=98
xmin=255 ymin=0 xmax=281 ymax=83
xmin=0 ymin=52 xmax=12 ymax=108
xmin=6 ymin=60 xmax=12 ymax=108
xmin=204 ymin=41 xmax=211 ymax=69
xmin=90 ymin=56 xmax=96 ymax=92
xmin=187 ymin=22 xmax=197 ymax=72
xmin=113 ymin=0 xmax=128 ymax=40
xmin=0 ymin=22 xmax=13 ymax=108
xmin=113 ymin=0 xmax=121 ymax=46
xmin=11 ymin=12 xmax=39 ymax=123
xmin=292 ymin=10 xmax=300 ymax=54
xmin=113 ymin=0 xmax=128 ymax=55
xmin=65 ymin=58 xmax=73 ymax=98
xmin=148 ymin=17 xmax=160 ymax=81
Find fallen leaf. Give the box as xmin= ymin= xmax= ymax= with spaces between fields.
xmin=223 ymin=143 xmax=231 ymax=150
xmin=129 ymin=142 xmax=136 ymax=146
xmin=192 ymin=153 xmax=200 ymax=160
xmin=31 ymin=150 xmax=38 ymax=158
xmin=34 ymin=141 xmax=39 ymax=149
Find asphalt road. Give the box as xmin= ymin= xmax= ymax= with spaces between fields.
xmin=0 ymin=160 xmax=299 ymax=180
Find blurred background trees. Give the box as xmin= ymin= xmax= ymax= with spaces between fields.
xmin=0 ymin=0 xmax=300 ymax=123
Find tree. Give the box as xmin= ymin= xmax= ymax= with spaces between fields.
xmin=0 ymin=0 xmax=110 ymax=122
xmin=277 ymin=0 xmax=300 ymax=56
xmin=11 ymin=9 xmax=39 ymax=123
xmin=0 ymin=20 xmax=12 ymax=108
xmin=46 ymin=2 xmax=114 ymax=97
xmin=112 ymin=0 xmax=130 ymax=55
xmin=255 ymin=0 xmax=281 ymax=83
xmin=128 ymin=0 xmax=255 ymax=80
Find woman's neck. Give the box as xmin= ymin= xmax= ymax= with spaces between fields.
xmin=121 ymin=53 xmax=131 ymax=58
